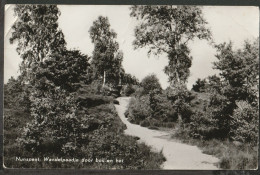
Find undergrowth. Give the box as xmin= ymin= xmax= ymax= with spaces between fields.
xmin=173 ymin=128 xmax=258 ymax=170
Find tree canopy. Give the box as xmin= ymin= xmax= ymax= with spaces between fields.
xmin=130 ymin=5 xmax=211 ymax=85
xmin=89 ymin=16 xmax=123 ymax=87
xmin=10 ymin=5 xmax=66 ymax=84
xmin=141 ymin=74 xmax=162 ymax=94
xmin=9 ymin=5 xmax=91 ymax=156
xmin=213 ymin=39 xmax=259 ymax=106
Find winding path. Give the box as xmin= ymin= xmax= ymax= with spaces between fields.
xmin=114 ymin=97 xmax=219 ymax=170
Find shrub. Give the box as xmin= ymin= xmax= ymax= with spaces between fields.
xmin=133 ymin=86 xmax=145 ymax=97
xmin=192 ymin=78 xmax=207 ymax=92
xmin=189 ymin=110 xmax=219 ymax=140
xmin=173 ymin=132 xmax=258 ymax=170
xmin=230 ymin=101 xmax=258 ymax=146
xmin=124 ymin=84 xmax=136 ymax=96
xmin=219 ymin=143 xmax=258 ymax=170
xmin=126 ymin=96 xmax=151 ymax=124
xmin=166 ymin=84 xmax=194 ymax=124
xmin=126 ymin=89 xmax=179 ymax=128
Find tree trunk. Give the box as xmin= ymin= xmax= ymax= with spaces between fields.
xmin=119 ymin=74 xmax=122 ymax=86
xmin=103 ymin=70 xmax=106 ymax=88
xmin=175 ymin=53 xmax=182 ymax=126
xmin=177 ymin=110 xmax=182 ymax=127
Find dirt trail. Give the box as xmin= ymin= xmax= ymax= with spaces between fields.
xmin=114 ymin=97 xmax=219 ymax=170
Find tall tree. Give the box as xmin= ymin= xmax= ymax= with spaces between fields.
xmin=89 ymin=16 xmax=123 ymax=88
xmin=213 ymin=39 xmax=259 ymax=106
xmin=130 ymin=5 xmax=211 ymax=124
xmin=130 ymin=5 xmax=211 ymax=85
xmin=206 ymin=39 xmax=259 ymax=138
xmin=10 ymin=5 xmax=66 ymax=84
xmin=10 ymin=5 xmax=90 ymax=156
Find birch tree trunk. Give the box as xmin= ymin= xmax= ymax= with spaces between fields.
xmin=103 ymin=70 xmax=106 ymax=88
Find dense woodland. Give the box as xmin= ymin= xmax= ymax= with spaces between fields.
xmin=4 ymin=5 xmax=259 ymax=170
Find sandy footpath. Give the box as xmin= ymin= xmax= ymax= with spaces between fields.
xmin=114 ymin=97 xmax=219 ymax=170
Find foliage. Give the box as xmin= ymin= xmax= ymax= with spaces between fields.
xmin=130 ymin=5 xmax=211 ymax=126
xmin=10 ymin=5 xmax=66 ymax=84
xmin=230 ymin=101 xmax=258 ymax=146
xmin=89 ymin=16 xmax=123 ymax=87
xmin=173 ymin=132 xmax=258 ymax=170
xmin=126 ymin=96 xmax=151 ymax=124
xmin=4 ymin=77 xmax=34 ymax=168
xmin=126 ymin=91 xmax=178 ymax=127
xmin=4 ymin=76 xmax=31 ymax=111
xmin=188 ymin=39 xmax=259 ymax=141
xmin=166 ymin=83 xmax=194 ymax=124
xmin=149 ymin=89 xmax=171 ymax=119
xmin=213 ymin=40 xmax=259 ymax=106
xmin=206 ymin=75 xmax=222 ymax=93
xmin=189 ymin=110 xmax=218 ymax=140
xmin=18 ymin=89 xmax=81 ymax=156
xmin=192 ymin=78 xmax=207 ymax=92
xmin=130 ymin=5 xmax=211 ymax=84
xmin=172 ymin=38 xmax=259 ymax=170
xmin=123 ymin=84 xmax=136 ymax=96
xmin=121 ymin=73 xmax=139 ymax=85
xmin=38 ymin=49 xmax=90 ymax=92
xmin=9 ymin=4 xmax=92 ymax=158
xmin=209 ymin=39 xmax=259 ymax=139
xmin=4 ymin=76 xmax=32 ymax=148
xmin=6 ymin=5 xmax=165 ymax=169
xmin=140 ymin=74 xmax=162 ymax=95
xmin=5 ymin=82 xmax=166 ymax=169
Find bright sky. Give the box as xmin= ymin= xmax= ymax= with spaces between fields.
xmin=4 ymin=5 xmax=259 ymax=89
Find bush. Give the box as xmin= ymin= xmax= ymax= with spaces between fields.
xmin=219 ymin=144 xmax=258 ymax=169
xmin=5 ymin=88 xmax=166 ymax=169
xmin=87 ymin=80 xmax=103 ymax=94
xmin=230 ymin=101 xmax=258 ymax=146
xmin=192 ymin=78 xmax=207 ymax=92
xmin=189 ymin=110 xmax=219 ymax=140
xmin=133 ymin=86 xmax=144 ymax=97
xmin=124 ymin=84 xmax=136 ymax=96
xmin=126 ymin=90 xmax=179 ymax=128
xmin=126 ymin=96 xmax=151 ymax=124
xmin=166 ymin=84 xmax=195 ymax=123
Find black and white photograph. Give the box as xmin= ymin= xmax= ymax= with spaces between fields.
xmin=3 ymin=4 xmax=259 ymax=170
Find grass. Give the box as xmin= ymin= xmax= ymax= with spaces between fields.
xmin=172 ymin=130 xmax=258 ymax=170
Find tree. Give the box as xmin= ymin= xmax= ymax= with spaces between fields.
xmin=166 ymin=83 xmax=194 ymax=125
xmin=130 ymin=5 xmax=211 ymax=85
xmin=130 ymin=6 xmax=211 ymax=124
xmin=141 ymin=74 xmax=162 ymax=95
xmin=4 ymin=76 xmax=26 ymax=109
xmin=10 ymin=5 xmax=91 ymax=156
xmin=210 ymin=39 xmax=259 ymax=139
xmin=42 ymin=50 xmax=90 ymax=92
xmin=89 ymin=16 xmax=123 ymax=88
xmin=207 ymin=75 xmax=222 ymax=93
xmin=10 ymin=5 xmax=66 ymax=84
xmin=122 ymin=73 xmax=139 ymax=85
xmin=214 ymin=40 xmax=259 ymax=106
xmin=192 ymin=78 xmax=207 ymax=92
